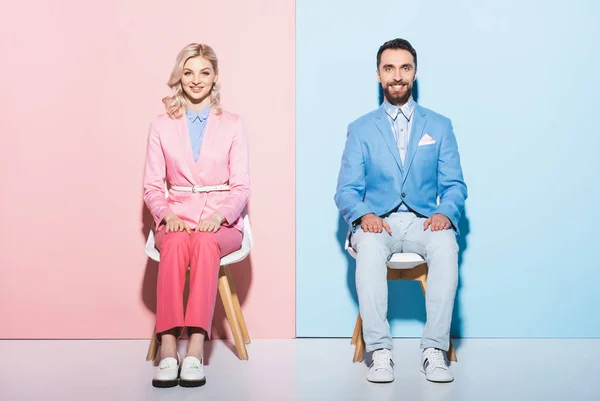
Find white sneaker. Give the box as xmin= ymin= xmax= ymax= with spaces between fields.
xmin=152 ymin=355 xmax=180 ymax=388
xmin=421 ymin=348 xmax=454 ymax=383
xmin=179 ymin=356 xmax=206 ymax=387
xmin=367 ymin=349 xmax=394 ymax=383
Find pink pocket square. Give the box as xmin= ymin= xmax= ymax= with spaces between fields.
xmin=418 ymin=133 xmax=436 ymax=146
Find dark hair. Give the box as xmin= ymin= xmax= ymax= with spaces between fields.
xmin=377 ymin=38 xmax=417 ymax=69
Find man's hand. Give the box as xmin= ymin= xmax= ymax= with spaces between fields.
xmin=423 ymin=213 xmax=451 ymax=231
xmin=360 ymin=213 xmax=392 ymax=234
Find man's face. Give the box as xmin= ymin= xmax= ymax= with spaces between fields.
xmin=377 ymin=49 xmax=417 ymax=106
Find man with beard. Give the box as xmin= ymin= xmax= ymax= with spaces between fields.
xmin=334 ymin=38 xmax=467 ymax=384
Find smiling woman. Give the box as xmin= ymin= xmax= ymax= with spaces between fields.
xmin=163 ymin=43 xmax=221 ymax=119
xmin=181 ymin=57 xmax=217 ymax=109
xmin=142 ymin=42 xmax=251 ymax=388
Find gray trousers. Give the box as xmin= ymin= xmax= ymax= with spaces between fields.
xmin=351 ymin=212 xmax=458 ymax=352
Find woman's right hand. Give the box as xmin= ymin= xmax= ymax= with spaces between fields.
xmin=163 ymin=213 xmax=191 ymax=234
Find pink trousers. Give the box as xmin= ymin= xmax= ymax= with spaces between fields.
xmin=154 ymin=226 xmax=242 ymax=337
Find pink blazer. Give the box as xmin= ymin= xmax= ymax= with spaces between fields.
xmin=143 ymin=108 xmax=250 ymax=233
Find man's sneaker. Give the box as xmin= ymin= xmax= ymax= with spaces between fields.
xmin=179 ymin=356 xmax=206 ymax=387
xmin=367 ymin=348 xmax=394 ymax=383
xmin=421 ymin=348 xmax=454 ymax=383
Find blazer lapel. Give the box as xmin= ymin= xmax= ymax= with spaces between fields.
xmin=175 ymin=116 xmax=199 ymax=183
xmin=402 ymin=105 xmax=427 ymax=183
xmin=374 ymin=106 xmax=403 ymax=172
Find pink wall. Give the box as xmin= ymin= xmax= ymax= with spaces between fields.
xmin=0 ymin=0 xmax=295 ymax=339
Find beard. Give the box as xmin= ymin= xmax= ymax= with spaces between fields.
xmin=383 ymin=81 xmax=413 ymax=106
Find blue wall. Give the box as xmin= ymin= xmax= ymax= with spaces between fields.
xmin=296 ymin=0 xmax=600 ymax=337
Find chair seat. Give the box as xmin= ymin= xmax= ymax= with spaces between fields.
xmin=144 ymin=215 xmax=252 ymax=266
xmin=344 ymin=236 xmax=425 ymax=270
xmin=387 ymin=253 xmax=425 ymax=270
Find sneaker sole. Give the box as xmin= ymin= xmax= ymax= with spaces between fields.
xmin=425 ymin=377 xmax=454 ymax=383
xmin=421 ymin=369 xmax=454 ymax=383
xmin=152 ymin=379 xmax=179 ymax=388
xmin=179 ymin=378 xmax=207 ymax=388
xmin=367 ymin=378 xmax=395 ymax=383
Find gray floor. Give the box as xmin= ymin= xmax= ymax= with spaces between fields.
xmin=0 ymin=338 xmax=598 ymax=401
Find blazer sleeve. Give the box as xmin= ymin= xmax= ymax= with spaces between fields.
xmin=143 ymin=121 xmax=173 ymax=228
xmin=217 ymin=116 xmax=251 ymax=225
xmin=334 ymin=125 xmax=373 ymax=229
xmin=434 ymin=119 xmax=468 ymax=229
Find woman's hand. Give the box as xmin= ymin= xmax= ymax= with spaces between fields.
xmin=163 ymin=213 xmax=191 ymax=234
xmin=195 ymin=212 xmax=226 ymax=233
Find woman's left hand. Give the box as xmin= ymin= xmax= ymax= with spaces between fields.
xmin=195 ymin=212 xmax=226 ymax=232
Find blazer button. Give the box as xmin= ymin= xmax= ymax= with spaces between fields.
xmin=401 ymin=192 xmax=406 ymax=198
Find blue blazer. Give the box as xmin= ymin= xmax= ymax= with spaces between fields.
xmin=334 ymin=104 xmax=467 ymax=233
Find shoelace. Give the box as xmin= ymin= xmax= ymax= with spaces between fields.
xmin=372 ymin=351 xmax=393 ymax=371
xmin=425 ymin=350 xmax=447 ymax=369
xmin=186 ymin=360 xmax=200 ymax=370
xmin=159 ymin=360 xmax=177 ymax=370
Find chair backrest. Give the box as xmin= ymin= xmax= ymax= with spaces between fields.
xmin=220 ymin=213 xmax=252 ymax=266
xmin=144 ymin=230 xmax=161 ymax=263
xmin=344 ymin=233 xmax=358 ymax=259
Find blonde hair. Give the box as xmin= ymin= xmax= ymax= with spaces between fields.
xmin=162 ymin=43 xmax=222 ymax=119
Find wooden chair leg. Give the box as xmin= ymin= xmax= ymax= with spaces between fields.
xmin=223 ymin=265 xmax=250 ymax=345
xmin=417 ymin=271 xmax=457 ymax=362
xmin=447 ymin=339 xmax=457 ymax=362
xmin=218 ymin=267 xmax=248 ymax=360
xmin=354 ymin=328 xmax=365 ymax=363
xmin=351 ymin=313 xmax=361 ymax=345
xmin=417 ymin=272 xmax=427 ymax=293
xmin=352 ymin=313 xmax=365 ymax=363
xmin=146 ymin=326 xmax=159 ymax=361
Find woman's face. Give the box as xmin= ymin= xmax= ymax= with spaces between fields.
xmin=180 ymin=56 xmax=217 ymax=106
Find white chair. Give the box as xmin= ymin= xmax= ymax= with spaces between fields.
xmin=345 ymin=235 xmax=457 ymax=362
xmin=145 ymin=214 xmax=254 ymax=361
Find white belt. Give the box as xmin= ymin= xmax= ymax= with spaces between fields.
xmin=171 ymin=184 xmax=230 ymax=193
